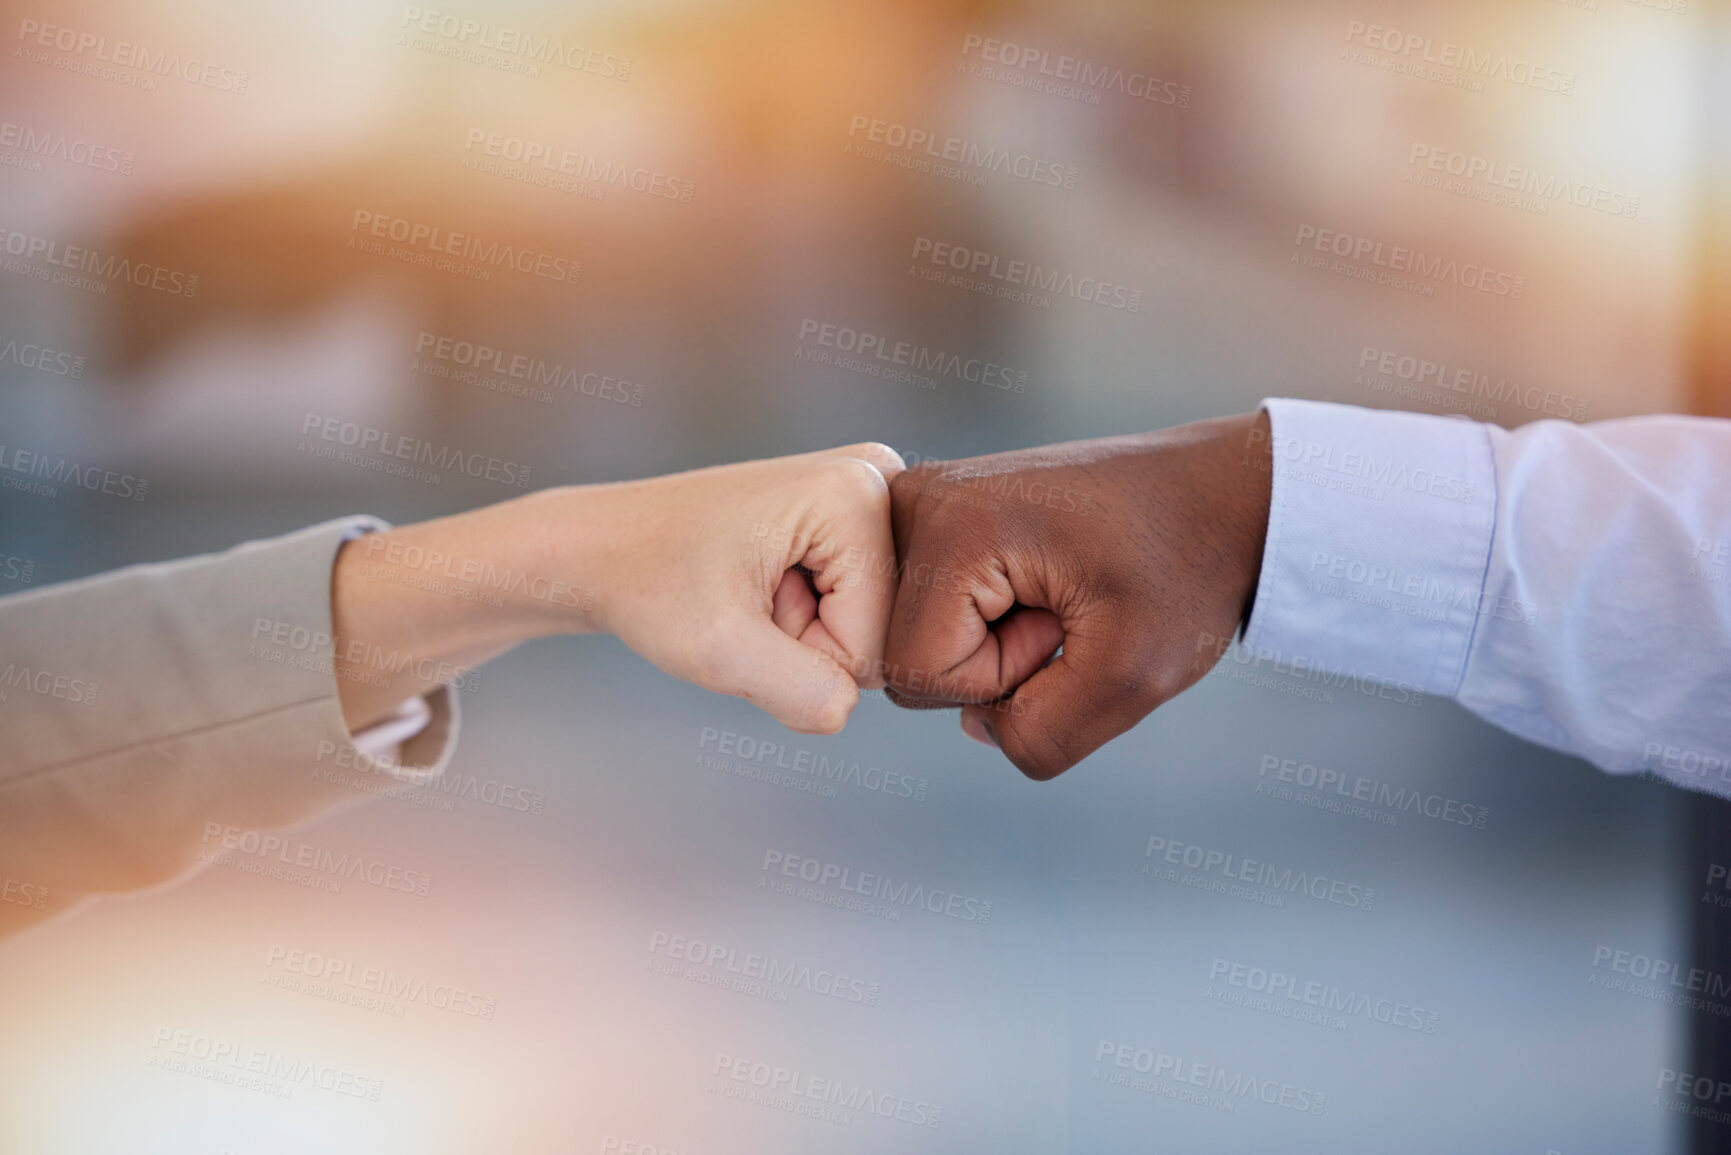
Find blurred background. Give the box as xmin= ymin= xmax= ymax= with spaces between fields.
xmin=1 ymin=0 xmax=1728 ymax=1150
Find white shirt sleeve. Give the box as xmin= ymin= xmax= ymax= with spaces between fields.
xmin=1241 ymin=398 xmax=1731 ymax=795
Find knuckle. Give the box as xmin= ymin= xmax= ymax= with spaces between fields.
xmin=1000 ymin=726 xmax=1069 ymax=781
xmin=1098 ymin=638 xmax=1180 ymax=708
xmin=889 ymin=462 xmax=944 ymax=507
xmin=848 ymin=651 xmax=887 ymax=690
xmin=690 ymin=615 xmax=747 ymax=691
xmin=844 ymin=441 xmax=906 ymax=475
xmin=791 ymin=689 xmax=853 ymax=736
xmin=869 ymin=441 xmax=906 ymax=469
xmin=820 ymin=455 xmax=891 ymax=505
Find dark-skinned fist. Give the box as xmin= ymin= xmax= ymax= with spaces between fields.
xmin=882 ymin=411 xmax=1274 ymax=779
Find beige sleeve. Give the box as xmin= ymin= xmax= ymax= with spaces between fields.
xmin=0 ymin=517 xmax=460 ymax=936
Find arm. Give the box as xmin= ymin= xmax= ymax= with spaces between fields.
xmin=0 ymin=516 xmax=439 ymax=938
xmin=882 ymin=402 xmax=1731 ymax=792
xmin=0 ymin=442 xmax=902 ymax=935
xmin=331 ymin=441 xmax=905 ymax=735
xmin=1247 ymin=399 xmax=1731 ymax=789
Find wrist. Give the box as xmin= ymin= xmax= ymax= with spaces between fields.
xmin=456 ymin=485 xmax=613 ymax=640
xmin=335 ymin=489 xmax=611 ymax=653
xmin=1234 ymin=409 xmax=1274 ymax=629
xmin=329 ymin=488 xmax=612 ymax=730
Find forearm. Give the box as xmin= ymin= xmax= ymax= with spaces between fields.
xmin=330 ymin=486 xmax=616 ymax=730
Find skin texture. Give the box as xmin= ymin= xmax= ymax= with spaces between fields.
xmin=331 ymin=442 xmax=905 ymax=735
xmin=882 ymin=410 xmax=1274 ymax=780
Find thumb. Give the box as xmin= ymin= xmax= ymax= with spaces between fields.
xmin=960 ymin=627 xmax=1160 ymax=780
xmin=712 ymin=614 xmax=862 ymax=735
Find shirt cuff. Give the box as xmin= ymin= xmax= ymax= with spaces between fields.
xmin=351 ymin=695 xmax=432 ymax=757
xmin=1240 ymin=399 xmax=1499 ymax=698
xmin=331 ymin=521 xmax=456 ymax=786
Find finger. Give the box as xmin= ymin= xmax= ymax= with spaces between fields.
xmin=959 ymin=629 xmax=1158 ymax=780
xmin=715 ymin=615 xmax=861 ymax=734
xmin=882 ymin=462 xmax=1028 ymax=702
xmin=884 ymin=527 xmax=1067 ymax=704
xmin=885 ymin=604 xmax=1064 ymax=707
xmin=987 ymin=606 xmax=1065 ymax=693
xmin=884 ymin=688 xmax=958 ymax=711
xmin=771 ymin=568 xmax=819 ymax=638
xmin=883 ymin=558 xmax=1001 ymax=703
xmin=830 ymin=442 xmax=907 ymax=483
xmin=796 ymin=458 xmax=899 ymax=688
